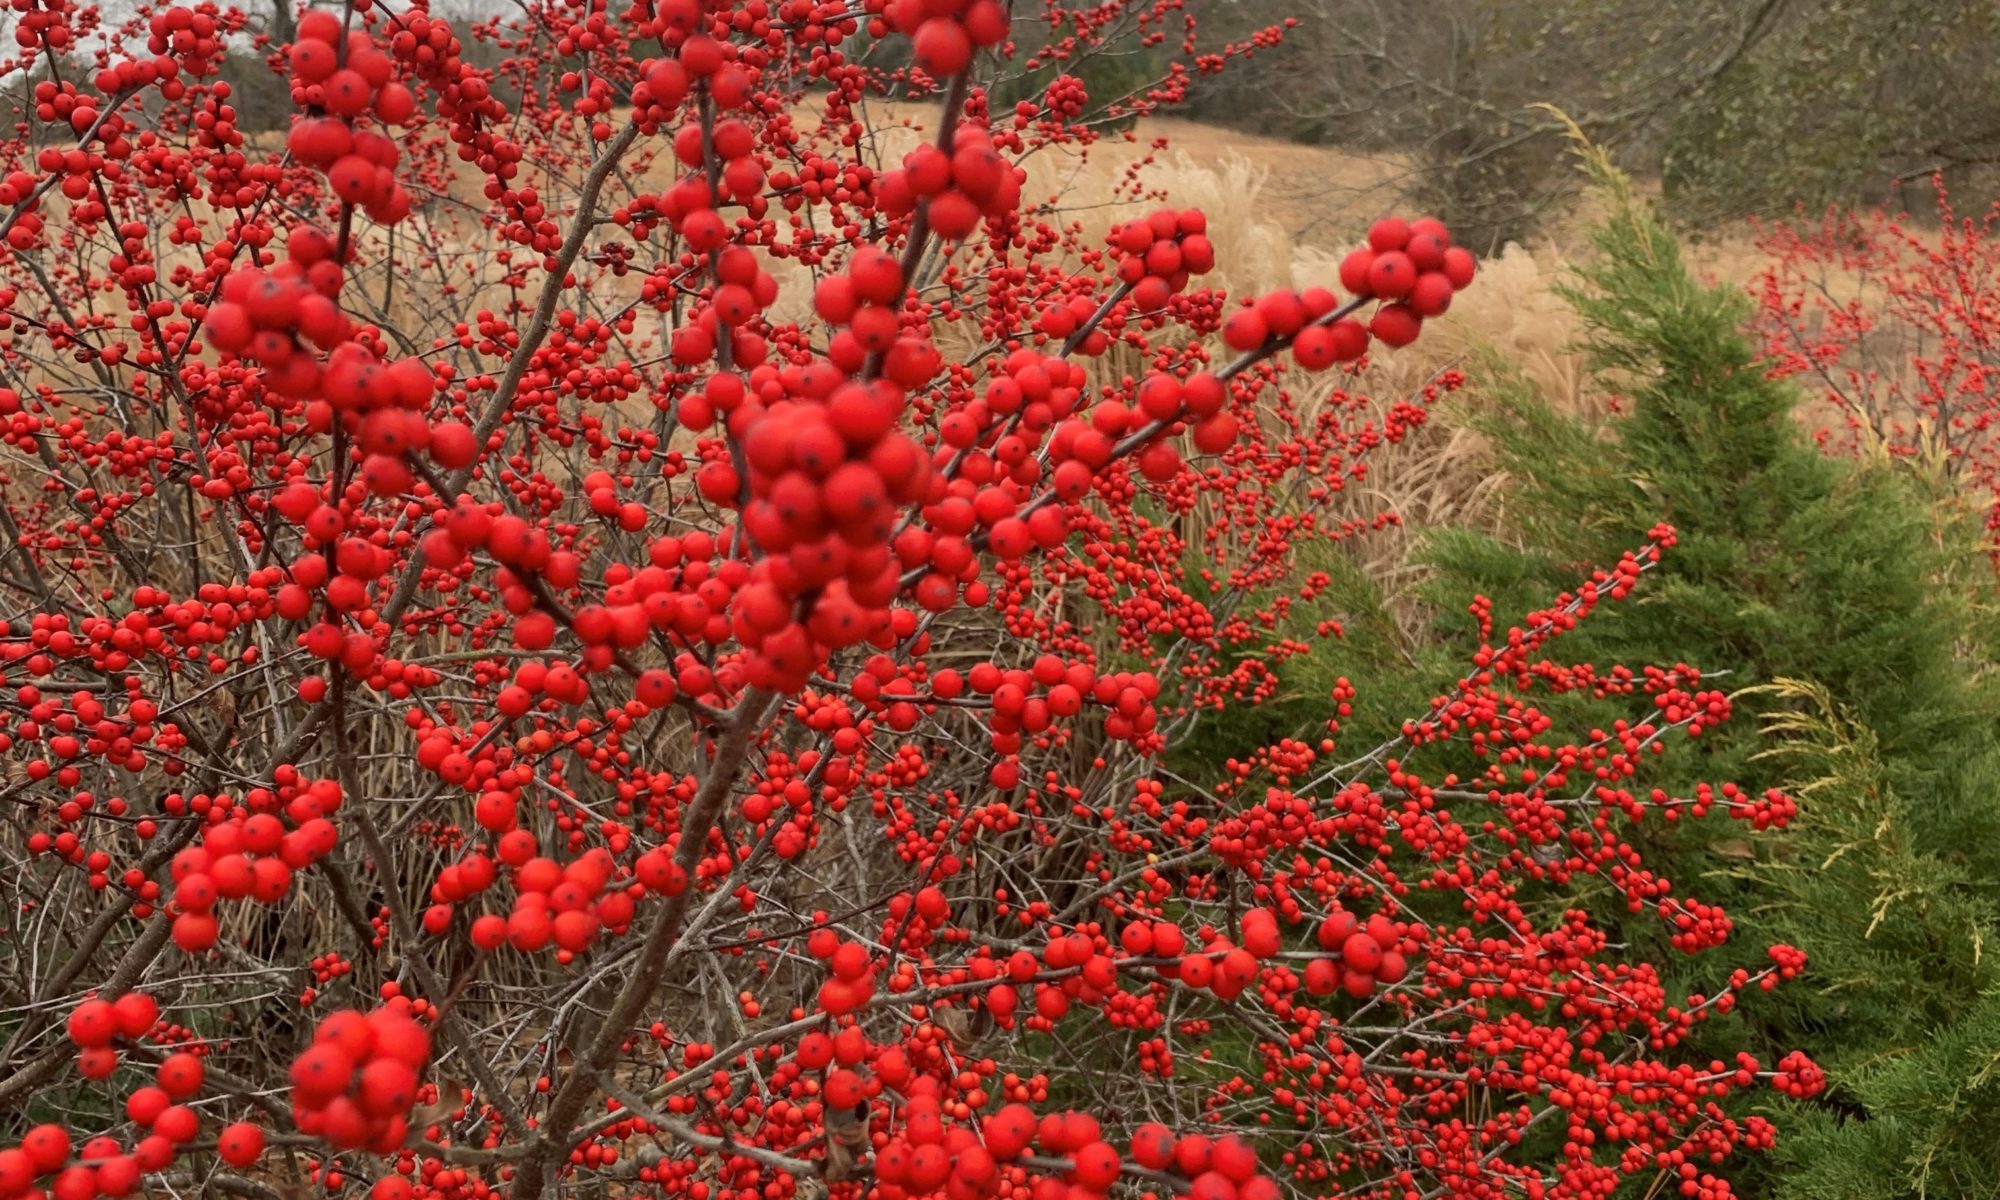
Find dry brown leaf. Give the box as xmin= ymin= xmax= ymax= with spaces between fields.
xmin=822 ymin=1139 xmax=854 ymax=1182
xmin=827 ymin=1103 xmax=869 ymax=1150
xmin=933 ymin=1007 xmax=971 ymax=1049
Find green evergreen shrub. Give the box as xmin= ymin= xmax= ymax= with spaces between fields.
xmin=1430 ymin=154 xmax=2000 ymax=1200
xmin=1178 ymin=148 xmax=2000 ymax=1198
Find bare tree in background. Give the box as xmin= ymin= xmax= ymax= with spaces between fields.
xmin=265 ymin=0 xmax=295 ymax=49
xmin=1181 ymin=0 xmax=2000 ymax=245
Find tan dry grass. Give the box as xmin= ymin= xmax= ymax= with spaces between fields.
xmin=237 ymin=102 xmax=1775 ymax=416
xmin=27 ymin=108 xmax=1789 ymax=614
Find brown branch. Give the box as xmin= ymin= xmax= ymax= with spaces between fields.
xmin=506 ymin=686 xmax=778 ymax=1200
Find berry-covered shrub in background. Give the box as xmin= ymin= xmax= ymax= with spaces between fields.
xmin=0 ymin=6 xmax=1819 ymax=1200
xmin=1751 ymin=177 xmax=2000 ymax=541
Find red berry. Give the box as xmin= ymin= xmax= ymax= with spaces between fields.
xmin=67 ymin=999 xmax=118 ymax=1047
xmin=1408 ymin=271 xmax=1455 ymax=317
xmin=1341 ymin=932 xmax=1384 ymax=974
xmin=1173 ymin=1133 xmax=1212 ymax=1176
xmin=1209 ymin=1136 xmax=1259 ymax=1183
xmin=1129 ymin=1123 xmax=1175 ymax=1169
xmin=1221 ymin=308 xmax=1268 ymax=352
xmin=0 ymin=1150 xmax=36 ymax=1196
xmin=983 ymin=1103 xmax=1037 ymax=1159
xmin=1442 ymin=244 xmax=1478 ymax=289
xmin=152 ymin=1106 xmax=199 ymax=1144
xmin=216 ymin=1123 xmax=265 ymax=1167
xmin=1316 ymin=910 xmax=1359 ymax=950
xmin=1069 ymin=1141 xmax=1120 ymax=1189
xmin=1365 ymin=252 xmax=1417 ymax=300
xmin=1369 ymin=303 xmax=1422 ymax=348
xmin=1338 ymin=248 xmax=1376 ymax=294
xmin=21 ymin=1124 xmax=71 ymax=1172
xmin=156 ymin=1051 xmax=205 ymax=1098
xmin=1189 ymin=1171 xmax=1238 ymax=1200
xmin=1367 ymin=216 xmax=1412 ymax=251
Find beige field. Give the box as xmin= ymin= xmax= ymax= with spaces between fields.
xmin=27 ymin=106 xmax=1797 ymax=630
xmin=253 ymin=99 xmax=1779 ymax=423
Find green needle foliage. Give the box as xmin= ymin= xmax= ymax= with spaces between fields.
xmin=1738 ymin=679 xmax=2000 ymax=1199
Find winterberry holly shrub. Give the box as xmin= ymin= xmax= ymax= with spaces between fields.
xmin=0 ymin=6 xmax=1821 ymax=1200
xmin=1750 ymin=177 xmax=2000 ymax=537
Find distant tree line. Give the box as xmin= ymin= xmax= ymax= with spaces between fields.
xmin=1172 ymin=0 xmax=2000 ymax=245
xmin=9 ymin=0 xmax=1987 ymax=244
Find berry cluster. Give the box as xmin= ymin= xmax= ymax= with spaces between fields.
xmin=808 ymin=247 xmax=934 ymax=377
xmin=288 ymin=1004 xmax=432 ymax=1152
xmin=165 ymin=777 xmax=343 ymax=952
xmin=641 ymin=24 xmax=755 ymax=123
xmin=206 ymin=238 xmax=350 ymax=374
xmin=879 ymin=0 xmax=1008 ymax=76
xmin=470 ymin=846 xmax=634 ymax=960
xmin=1336 ymin=215 xmax=1479 ymax=347
xmin=944 ymin=351 xmax=1094 ymax=507
xmin=124 ymin=1079 xmax=204 ymax=1152
xmin=303 ymin=951 xmax=355 ymax=1005
xmin=0 ymin=170 xmax=46 ymax=250
xmin=636 ymin=38 xmax=763 ymax=265
xmin=90 ymin=53 xmax=190 ymax=101
xmin=63 ymin=991 xmax=159 ymax=1079
xmin=944 ymin=659 xmax=1161 ymax=786
xmin=1216 ymin=285 xmax=1361 ymax=366
xmin=210 ymin=247 xmax=443 ymax=498
xmin=489 ymin=657 xmax=595 ymax=713
xmin=32 ymin=77 xmax=112 ymax=138
xmin=1128 ymin=1126 xmax=1277 ymax=1200
xmin=1009 ymin=929 xmax=1126 ymax=1024
xmin=673 ymin=263 xmax=938 ymax=690
xmin=284 ymin=11 xmax=416 ymax=222
xmin=448 ymin=833 xmax=687 ymax=959
xmin=1769 ymin=1049 xmax=1826 ymax=1099
xmin=658 ymin=245 xmax=780 ymax=372
xmin=878 ymin=124 xmax=1024 ymax=242
xmin=870 ymin=1104 xmax=1288 ymax=1200
xmin=812 ymin=936 xmax=881 ymax=1015
xmin=0 ymin=1024 xmax=256 ymax=1200
xmin=1304 ymin=908 xmax=1415 ymax=998
xmin=139 ymin=5 xmax=227 ymax=80
xmin=0 ymin=1124 xmax=151 ymax=1200
xmin=1107 ymin=208 xmax=1218 ymax=313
